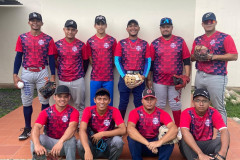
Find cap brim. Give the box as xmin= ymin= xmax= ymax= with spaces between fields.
xmin=142 ymin=95 xmax=156 ymax=99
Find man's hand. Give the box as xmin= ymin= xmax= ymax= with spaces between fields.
xmin=198 ymin=152 xmax=214 ymax=160
xmin=13 ymin=74 xmax=22 ymax=89
xmin=91 ymin=132 xmax=104 ymax=144
xmin=147 ymin=141 xmax=161 ymax=151
xmin=84 ymin=150 xmax=93 ymax=160
xmin=50 ymin=140 xmax=63 ymax=157
xmin=34 ymin=144 xmax=47 ymax=156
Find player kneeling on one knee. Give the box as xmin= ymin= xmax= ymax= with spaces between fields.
xmin=77 ymin=88 xmax=126 ymax=160
xmin=179 ymin=88 xmax=230 ymax=160
xmin=30 ymin=85 xmax=79 ymax=160
xmin=127 ymin=88 xmax=178 ymax=160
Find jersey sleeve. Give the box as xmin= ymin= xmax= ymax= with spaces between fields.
xmin=48 ymin=39 xmax=56 ymax=55
xmin=182 ymin=40 xmax=191 ymax=59
xmin=82 ymin=43 xmax=89 ymax=60
xmin=191 ymin=41 xmax=197 ymax=55
xmin=149 ymin=43 xmax=155 ymax=61
xmin=112 ymin=39 xmax=117 ymax=52
xmin=145 ymin=42 xmax=151 ymax=58
xmin=224 ymin=35 xmax=238 ymax=54
xmin=86 ymin=41 xmax=92 ymax=57
xmin=160 ymin=109 xmax=173 ymax=126
xmin=212 ymin=108 xmax=227 ymax=130
xmin=70 ymin=108 xmax=80 ymax=123
xmin=114 ymin=42 xmax=122 ymax=57
xmin=128 ymin=109 xmax=139 ymax=124
xmin=35 ymin=110 xmax=48 ymax=126
xmin=81 ymin=107 xmax=91 ymax=123
xmin=180 ymin=109 xmax=191 ymax=129
xmin=15 ymin=36 xmax=23 ymax=52
xmin=112 ymin=108 xmax=124 ymax=126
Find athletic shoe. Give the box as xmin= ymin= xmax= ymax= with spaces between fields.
xmin=19 ymin=127 xmax=31 ymax=140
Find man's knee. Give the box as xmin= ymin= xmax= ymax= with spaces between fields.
xmin=110 ymin=136 xmax=124 ymax=149
xmin=64 ymin=137 xmax=76 ymax=148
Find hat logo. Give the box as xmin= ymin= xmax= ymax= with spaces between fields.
xmin=136 ymin=46 xmax=141 ymax=51
xmin=33 ymin=13 xmax=37 ymax=17
xmin=152 ymin=117 xmax=159 ymax=125
xmin=72 ymin=46 xmax=77 ymax=52
xmin=170 ymin=43 xmax=176 ymax=48
xmin=104 ymin=119 xmax=110 ymax=126
xmin=98 ymin=16 xmax=104 ymax=19
xmin=38 ymin=39 xmax=44 ymax=45
xmin=62 ymin=115 xmax=68 ymax=122
xmin=104 ymin=43 xmax=109 ymax=48
xmin=210 ymin=39 xmax=215 ymax=45
xmin=147 ymin=89 xmax=152 ymax=94
xmin=206 ymin=13 xmax=211 ymax=18
xmin=70 ymin=21 xmax=74 ymax=25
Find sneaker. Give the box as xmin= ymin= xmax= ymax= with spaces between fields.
xmin=19 ymin=127 xmax=31 ymax=140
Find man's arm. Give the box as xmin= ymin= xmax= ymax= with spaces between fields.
xmin=31 ymin=123 xmax=47 ymax=156
xmin=50 ymin=121 xmax=77 ymax=157
xmin=181 ymin=128 xmax=214 ymax=160
xmin=127 ymin=122 xmax=149 ymax=146
xmin=146 ymin=71 xmax=153 ymax=89
xmin=89 ymin=56 xmax=93 ymax=65
xmin=218 ymin=128 xmax=230 ymax=158
xmin=184 ymin=64 xmax=191 ymax=77
xmin=212 ymin=53 xmax=238 ymax=61
xmin=79 ymin=122 xmax=93 ymax=160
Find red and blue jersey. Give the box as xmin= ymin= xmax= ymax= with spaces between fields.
xmin=86 ymin=34 xmax=117 ymax=81
xmin=55 ymin=38 xmax=88 ymax=82
xmin=35 ymin=104 xmax=79 ymax=139
xmin=180 ymin=107 xmax=226 ymax=141
xmin=81 ymin=106 xmax=124 ymax=136
xmin=191 ymin=31 xmax=238 ymax=75
xmin=15 ymin=32 xmax=55 ymax=68
xmin=114 ymin=38 xmax=151 ymax=78
xmin=128 ymin=106 xmax=173 ymax=139
xmin=150 ymin=35 xmax=190 ymax=85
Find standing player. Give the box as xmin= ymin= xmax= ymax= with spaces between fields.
xmin=78 ymin=88 xmax=126 ymax=159
xmin=147 ymin=17 xmax=191 ymax=127
xmin=191 ymin=12 xmax=238 ymax=125
xmin=115 ymin=19 xmax=151 ymax=119
xmin=13 ymin=12 xmax=56 ymax=140
xmin=55 ymin=20 xmax=89 ymax=121
xmin=86 ymin=15 xmax=117 ymax=106
xmin=127 ymin=88 xmax=178 ymax=160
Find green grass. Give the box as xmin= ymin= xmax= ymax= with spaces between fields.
xmin=225 ymin=101 xmax=240 ymax=118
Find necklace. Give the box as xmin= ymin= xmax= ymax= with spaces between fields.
xmin=128 ymin=39 xmax=138 ymax=49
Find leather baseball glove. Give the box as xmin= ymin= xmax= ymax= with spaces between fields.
xmin=173 ymin=75 xmax=190 ymax=90
xmin=158 ymin=125 xmax=180 ymax=145
xmin=124 ymin=73 xmax=144 ymax=89
xmin=194 ymin=45 xmax=213 ymax=61
xmin=39 ymin=81 xmax=56 ymax=99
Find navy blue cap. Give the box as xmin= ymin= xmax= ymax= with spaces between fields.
xmin=202 ymin=12 xmax=216 ymax=22
xmin=55 ymin=85 xmax=70 ymax=95
xmin=29 ymin=12 xmax=42 ymax=21
xmin=193 ymin=88 xmax=210 ymax=100
xmin=95 ymin=15 xmax=107 ymax=24
xmin=160 ymin=17 xmax=172 ymax=26
xmin=127 ymin=19 xmax=139 ymax=26
xmin=65 ymin=20 xmax=77 ymax=29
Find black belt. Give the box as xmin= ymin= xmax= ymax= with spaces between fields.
xmin=126 ymin=70 xmax=143 ymax=74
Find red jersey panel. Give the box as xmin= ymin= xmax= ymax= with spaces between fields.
xmin=191 ymin=31 xmax=238 ymax=75
xmin=87 ymin=34 xmax=117 ymax=81
xmin=150 ymin=35 xmax=190 ymax=85
xmin=55 ymin=38 xmax=87 ymax=82
xmin=15 ymin=32 xmax=55 ymax=68
xmin=128 ymin=106 xmax=173 ymax=139
xmin=180 ymin=107 xmax=226 ymax=141
xmin=114 ymin=38 xmax=150 ymax=71
xmin=35 ymin=104 xmax=79 ymax=139
xmin=81 ymin=106 xmax=124 ymax=136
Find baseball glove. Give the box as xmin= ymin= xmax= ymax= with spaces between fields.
xmin=194 ymin=45 xmax=212 ymax=61
xmin=173 ymin=75 xmax=190 ymax=90
xmin=124 ymin=73 xmax=144 ymax=89
xmin=158 ymin=125 xmax=180 ymax=145
xmin=39 ymin=81 xmax=56 ymax=99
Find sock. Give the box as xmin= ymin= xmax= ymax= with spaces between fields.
xmin=119 ymin=109 xmax=126 ymax=120
xmin=172 ymin=110 xmax=181 ymax=127
xmin=23 ymin=106 xmax=33 ymax=129
xmin=41 ymin=103 xmax=49 ymax=110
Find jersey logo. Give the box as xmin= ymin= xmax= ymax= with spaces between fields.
xmin=38 ymin=39 xmax=44 ymax=45
xmin=72 ymin=46 xmax=78 ymax=52
xmin=62 ymin=115 xmax=68 ymax=122
xmin=210 ymin=39 xmax=215 ymax=45
xmin=136 ymin=46 xmax=141 ymax=51
xmin=58 ymin=43 xmax=62 ymax=46
xmin=92 ymin=113 xmax=96 ymax=117
xmin=140 ymin=113 xmax=143 ymax=117
xmin=152 ymin=117 xmax=159 ymax=125
xmin=104 ymin=119 xmax=110 ymax=126
xmin=205 ymin=119 xmax=210 ymax=126
xmin=170 ymin=43 xmax=176 ymax=48
xmin=104 ymin=43 xmax=109 ymax=48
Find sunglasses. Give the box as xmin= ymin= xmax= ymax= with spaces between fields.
xmin=203 ymin=20 xmax=216 ymax=25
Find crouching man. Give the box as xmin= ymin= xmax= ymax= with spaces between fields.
xmin=127 ymin=88 xmax=178 ymax=160
xmin=31 ymin=85 xmax=79 ymax=160
xmin=77 ymin=88 xmax=126 ymax=160
xmin=180 ymin=88 xmax=230 ymax=160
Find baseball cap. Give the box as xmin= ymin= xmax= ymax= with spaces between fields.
xmin=95 ymin=88 xmax=110 ymax=98
xmin=55 ymin=85 xmax=70 ymax=95
xmin=127 ymin=19 xmax=139 ymax=26
xmin=65 ymin=20 xmax=77 ymax=29
xmin=95 ymin=15 xmax=107 ymax=24
xmin=193 ymin=88 xmax=210 ymax=100
xmin=142 ymin=88 xmax=156 ymax=99
xmin=160 ymin=17 xmax=172 ymax=26
xmin=202 ymin=12 xmax=216 ymax=22
xmin=29 ymin=12 xmax=42 ymax=21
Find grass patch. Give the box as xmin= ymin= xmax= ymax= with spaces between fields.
xmin=225 ymin=101 xmax=240 ymax=118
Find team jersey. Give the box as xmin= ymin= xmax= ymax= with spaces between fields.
xmin=55 ymin=38 xmax=88 ymax=82
xmin=128 ymin=106 xmax=173 ymax=139
xmin=15 ymin=32 xmax=55 ymax=68
xmin=150 ymin=35 xmax=190 ymax=85
xmin=191 ymin=31 xmax=238 ymax=75
xmin=180 ymin=107 xmax=226 ymax=141
xmin=114 ymin=38 xmax=151 ymax=76
xmin=81 ymin=106 xmax=124 ymax=136
xmin=35 ymin=104 xmax=79 ymax=139
xmin=87 ymin=34 xmax=117 ymax=81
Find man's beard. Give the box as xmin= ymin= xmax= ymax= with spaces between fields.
xmin=162 ymin=34 xmax=171 ymax=38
